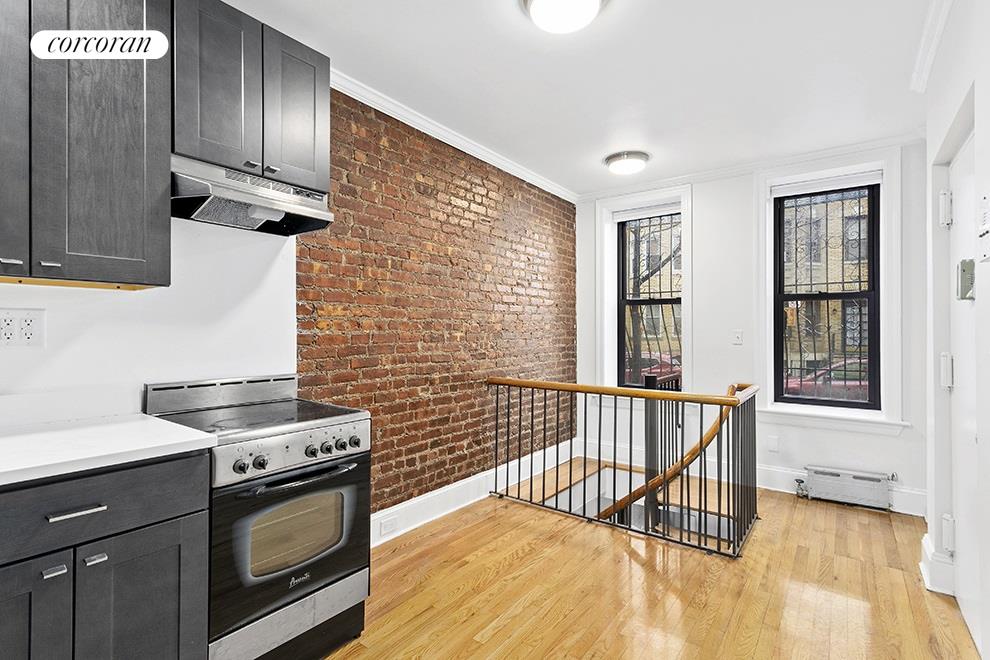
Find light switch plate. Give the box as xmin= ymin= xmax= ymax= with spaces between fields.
xmin=731 ymin=329 xmax=744 ymax=346
xmin=0 ymin=308 xmax=45 ymax=347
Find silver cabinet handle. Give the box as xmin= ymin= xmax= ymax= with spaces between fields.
xmin=244 ymin=160 xmax=261 ymax=168
xmin=46 ymin=504 xmax=108 ymax=523
xmin=0 ymin=258 xmax=24 ymax=265
xmin=39 ymin=261 xmax=62 ymax=268
xmin=41 ymin=564 xmax=68 ymax=580
xmin=83 ymin=553 xmax=108 ymax=567
xmin=263 ymin=165 xmax=281 ymax=174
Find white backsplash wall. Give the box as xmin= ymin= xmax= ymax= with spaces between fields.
xmin=0 ymin=218 xmax=297 ymax=425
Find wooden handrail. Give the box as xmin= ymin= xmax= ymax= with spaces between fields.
xmin=596 ymin=384 xmax=739 ymax=520
xmin=486 ymin=377 xmax=743 ymax=407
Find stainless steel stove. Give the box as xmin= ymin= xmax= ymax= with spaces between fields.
xmin=144 ymin=374 xmax=371 ymax=660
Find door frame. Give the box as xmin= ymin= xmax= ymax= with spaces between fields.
xmin=921 ymin=85 xmax=976 ymax=597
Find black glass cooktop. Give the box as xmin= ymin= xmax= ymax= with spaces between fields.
xmin=161 ymin=399 xmax=367 ymax=444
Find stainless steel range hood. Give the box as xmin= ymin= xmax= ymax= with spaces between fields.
xmin=170 ymin=155 xmax=333 ymax=236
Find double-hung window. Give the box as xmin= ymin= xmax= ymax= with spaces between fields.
xmin=618 ymin=212 xmax=682 ymax=389
xmin=773 ymin=184 xmax=879 ymax=409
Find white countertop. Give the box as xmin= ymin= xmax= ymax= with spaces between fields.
xmin=0 ymin=413 xmax=216 ymax=486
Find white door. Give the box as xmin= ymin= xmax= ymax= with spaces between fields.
xmin=948 ymin=134 xmax=981 ymax=648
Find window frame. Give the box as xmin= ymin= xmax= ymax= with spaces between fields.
xmin=617 ymin=213 xmax=683 ymax=390
xmin=772 ymin=183 xmax=881 ymax=410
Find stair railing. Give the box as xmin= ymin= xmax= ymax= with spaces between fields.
xmin=486 ymin=376 xmax=759 ymax=557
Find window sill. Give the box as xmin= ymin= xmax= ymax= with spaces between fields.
xmin=757 ymin=405 xmax=909 ymax=437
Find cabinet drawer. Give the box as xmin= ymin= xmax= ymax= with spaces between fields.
xmin=0 ymin=454 xmax=208 ymax=566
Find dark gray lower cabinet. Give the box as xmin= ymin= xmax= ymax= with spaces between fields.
xmin=74 ymin=513 xmax=209 ymax=660
xmin=31 ymin=0 xmax=171 ymax=286
xmin=0 ymin=550 xmax=74 ymax=659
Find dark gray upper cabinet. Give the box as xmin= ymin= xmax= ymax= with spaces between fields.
xmin=31 ymin=0 xmax=171 ymax=286
xmin=174 ymin=0 xmax=264 ymax=174
xmin=0 ymin=0 xmax=30 ymax=278
xmin=74 ymin=513 xmax=209 ymax=660
xmin=0 ymin=550 xmax=74 ymax=660
xmin=262 ymin=26 xmax=331 ymax=193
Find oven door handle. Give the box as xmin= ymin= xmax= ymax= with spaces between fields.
xmin=239 ymin=463 xmax=359 ymax=499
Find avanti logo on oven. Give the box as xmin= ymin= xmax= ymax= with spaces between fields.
xmin=30 ymin=30 xmax=169 ymax=59
xmin=289 ymin=572 xmax=312 ymax=589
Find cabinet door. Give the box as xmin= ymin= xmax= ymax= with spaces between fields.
xmin=262 ymin=26 xmax=331 ymax=193
xmin=0 ymin=0 xmax=30 ymax=277
xmin=0 ymin=550 xmax=74 ymax=659
xmin=31 ymin=0 xmax=171 ymax=286
xmin=174 ymin=0 xmax=263 ymax=174
xmin=74 ymin=513 xmax=208 ymax=660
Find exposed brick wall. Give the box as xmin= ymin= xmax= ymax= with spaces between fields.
xmin=297 ymin=91 xmax=576 ymax=512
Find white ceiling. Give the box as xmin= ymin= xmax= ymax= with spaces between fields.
xmin=231 ymin=0 xmax=929 ymax=198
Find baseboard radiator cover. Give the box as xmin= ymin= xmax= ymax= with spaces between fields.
xmin=800 ymin=465 xmax=891 ymax=510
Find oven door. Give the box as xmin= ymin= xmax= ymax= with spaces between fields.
xmin=209 ymin=452 xmax=370 ymax=640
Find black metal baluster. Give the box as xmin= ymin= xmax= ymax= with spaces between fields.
xmin=702 ymin=406 xmax=709 ymax=549
xmin=596 ymin=394 xmax=603 ymax=520
xmin=678 ymin=402 xmax=686 ymax=543
xmin=627 ymin=397 xmax=634 ymax=530
xmin=542 ymin=390 xmax=548 ymax=506
xmin=505 ymin=386 xmax=512 ymax=498
xmin=517 ymin=388 xmax=522 ymax=498
xmin=493 ymin=385 xmax=500 ymax=494
xmin=716 ymin=404 xmax=723 ymax=554
xmin=582 ymin=394 xmax=589 ymax=517
xmin=568 ymin=392 xmax=574 ymax=512
xmin=612 ymin=395 xmax=618 ymax=523
xmin=554 ymin=391 xmax=561 ymax=510
xmin=529 ymin=389 xmax=535 ymax=503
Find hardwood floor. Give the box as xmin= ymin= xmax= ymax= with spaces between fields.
xmin=330 ymin=490 xmax=977 ymax=659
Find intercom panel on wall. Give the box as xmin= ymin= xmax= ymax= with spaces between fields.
xmin=979 ymin=194 xmax=990 ymax=262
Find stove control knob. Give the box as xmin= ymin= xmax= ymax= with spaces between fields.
xmin=253 ymin=455 xmax=269 ymax=470
xmin=335 ymin=438 xmax=349 ymax=452
xmin=348 ymin=435 xmax=361 ymax=448
xmin=305 ymin=445 xmax=319 ymax=458
xmin=232 ymin=459 xmax=249 ymax=474
xmin=320 ymin=441 xmax=334 ymax=455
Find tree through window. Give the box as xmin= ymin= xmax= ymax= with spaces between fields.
xmin=619 ymin=213 xmax=682 ymax=388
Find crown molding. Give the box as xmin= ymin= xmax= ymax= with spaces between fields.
xmin=329 ymin=68 xmax=579 ymax=204
xmin=576 ymin=130 xmax=925 ymax=203
xmin=910 ymin=0 xmax=954 ymax=93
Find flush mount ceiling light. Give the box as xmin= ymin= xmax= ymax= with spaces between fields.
xmin=526 ymin=0 xmax=602 ymax=34
xmin=604 ymin=151 xmax=650 ymax=175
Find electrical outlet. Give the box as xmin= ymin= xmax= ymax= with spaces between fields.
xmin=379 ymin=515 xmax=398 ymax=538
xmin=0 ymin=308 xmax=45 ymax=347
xmin=766 ymin=434 xmax=779 ymax=453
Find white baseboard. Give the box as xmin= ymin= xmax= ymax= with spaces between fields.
xmin=372 ymin=439 xmax=926 ymax=547
xmin=577 ymin=441 xmax=927 ymax=517
xmin=370 ymin=441 xmax=574 ymax=547
xmin=920 ymin=533 xmax=955 ymax=595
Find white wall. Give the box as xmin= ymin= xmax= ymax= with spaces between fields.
xmin=0 ymin=218 xmax=298 ymax=426
xmin=922 ymin=0 xmax=990 ymax=648
xmin=575 ymin=141 xmax=928 ymax=515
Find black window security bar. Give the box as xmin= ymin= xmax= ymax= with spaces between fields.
xmin=619 ymin=213 xmax=683 ymax=389
xmin=486 ymin=376 xmax=759 ymax=558
xmin=773 ymin=184 xmax=880 ymax=410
